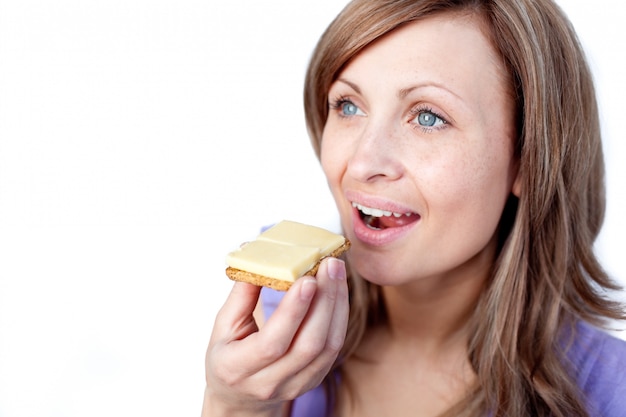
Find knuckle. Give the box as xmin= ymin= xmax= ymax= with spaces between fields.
xmin=297 ymin=338 xmax=326 ymax=361
xmin=254 ymin=383 xmax=282 ymax=402
xmin=257 ymin=341 xmax=289 ymax=362
xmin=283 ymin=384 xmax=310 ymax=401
xmin=211 ymin=362 xmax=241 ymax=388
xmin=325 ymin=334 xmax=344 ymax=355
xmin=323 ymin=286 xmax=338 ymax=302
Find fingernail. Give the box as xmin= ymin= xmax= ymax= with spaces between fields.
xmin=327 ymin=258 xmax=346 ymax=281
xmin=300 ymin=277 xmax=317 ymax=300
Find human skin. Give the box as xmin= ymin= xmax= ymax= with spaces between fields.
xmin=202 ymin=257 xmax=348 ymax=417
xmin=322 ymin=12 xmax=520 ymax=291
xmin=203 ymin=9 xmax=522 ymax=417
xmin=321 ymin=12 xmax=521 ymax=416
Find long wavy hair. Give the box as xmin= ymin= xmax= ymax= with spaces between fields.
xmin=303 ymin=0 xmax=625 ymax=416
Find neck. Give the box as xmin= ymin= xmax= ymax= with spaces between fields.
xmin=380 ymin=258 xmax=489 ymax=355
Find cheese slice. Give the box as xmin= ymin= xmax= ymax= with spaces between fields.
xmin=225 ymin=220 xmax=346 ymax=282
xmin=226 ymin=240 xmax=320 ymax=282
xmin=258 ymin=220 xmax=345 ymax=256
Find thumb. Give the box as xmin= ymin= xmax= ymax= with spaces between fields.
xmin=211 ymin=281 xmax=262 ymax=341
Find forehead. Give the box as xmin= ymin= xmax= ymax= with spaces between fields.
xmin=337 ymin=12 xmax=509 ymax=100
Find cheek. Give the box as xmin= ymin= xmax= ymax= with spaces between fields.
xmin=320 ymin=137 xmax=354 ymax=231
xmin=319 ymin=140 xmax=334 ymax=181
xmin=421 ymin=146 xmax=513 ymax=220
xmin=422 ymin=160 xmax=475 ymax=212
xmin=320 ymin=134 xmax=343 ymax=185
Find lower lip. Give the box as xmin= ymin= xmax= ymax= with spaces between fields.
xmin=351 ymin=208 xmax=418 ymax=246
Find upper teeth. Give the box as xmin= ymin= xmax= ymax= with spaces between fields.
xmin=352 ymin=202 xmax=411 ymax=218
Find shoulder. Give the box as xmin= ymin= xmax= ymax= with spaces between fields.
xmin=564 ymin=321 xmax=626 ymax=416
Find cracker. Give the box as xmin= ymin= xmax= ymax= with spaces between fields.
xmin=225 ymin=239 xmax=351 ymax=291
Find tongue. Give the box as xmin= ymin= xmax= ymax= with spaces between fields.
xmin=379 ymin=213 xmax=419 ymax=228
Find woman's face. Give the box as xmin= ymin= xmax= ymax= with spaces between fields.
xmin=321 ymin=13 xmax=520 ymax=287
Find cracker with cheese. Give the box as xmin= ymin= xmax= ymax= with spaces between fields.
xmin=225 ymin=220 xmax=351 ymax=291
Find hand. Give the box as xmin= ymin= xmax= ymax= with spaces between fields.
xmin=202 ymin=257 xmax=349 ymax=417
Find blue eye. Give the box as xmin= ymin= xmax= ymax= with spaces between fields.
xmin=412 ymin=108 xmax=446 ymax=129
xmin=330 ymin=97 xmax=365 ymax=117
xmin=342 ymin=102 xmax=359 ymax=116
xmin=418 ymin=112 xmax=437 ymax=126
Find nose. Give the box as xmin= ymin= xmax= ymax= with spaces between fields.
xmin=346 ymin=119 xmax=404 ymax=183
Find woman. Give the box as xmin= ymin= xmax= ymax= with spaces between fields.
xmin=203 ymin=1 xmax=626 ymax=416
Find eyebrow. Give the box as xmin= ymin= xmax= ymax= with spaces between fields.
xmin=398 ymin=86 xmax=419 ymax=100
xmin=335 ymin=78 xmax=361 ymax=95
xmin=335 ymin=78 xmax=462 ymax=103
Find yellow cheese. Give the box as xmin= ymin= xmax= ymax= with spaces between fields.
xmin=226 ymin=240 xmax=320 ymax=282
xmin=258 ymin=220 xmax=345 ymax=256
xmin=225 ymin=220 xmax=346 ymax=281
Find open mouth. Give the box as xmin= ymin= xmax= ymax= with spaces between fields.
xmin=353 ymin=202 xmax=420 ymax=230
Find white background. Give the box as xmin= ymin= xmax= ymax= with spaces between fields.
xmin=0 ymin=1 xmax=624 ymax=416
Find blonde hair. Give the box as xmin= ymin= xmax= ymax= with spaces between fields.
xmin=303 ymin=0 xmax=625 ymax=416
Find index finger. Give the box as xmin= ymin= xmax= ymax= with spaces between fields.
xmin=211 ymin=281 xmax=262 ymax=341
xmin=219 ymin=276 xmax=318 ymax=374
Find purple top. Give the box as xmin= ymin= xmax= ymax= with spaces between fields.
xmin=261 ymin=287 xmax=329 ymax=417
xmin=261 ymin=287 xmax=626 ymax=417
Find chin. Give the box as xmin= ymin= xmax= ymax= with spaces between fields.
xmin=346 ymin=248 xmax=409 ymax=286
